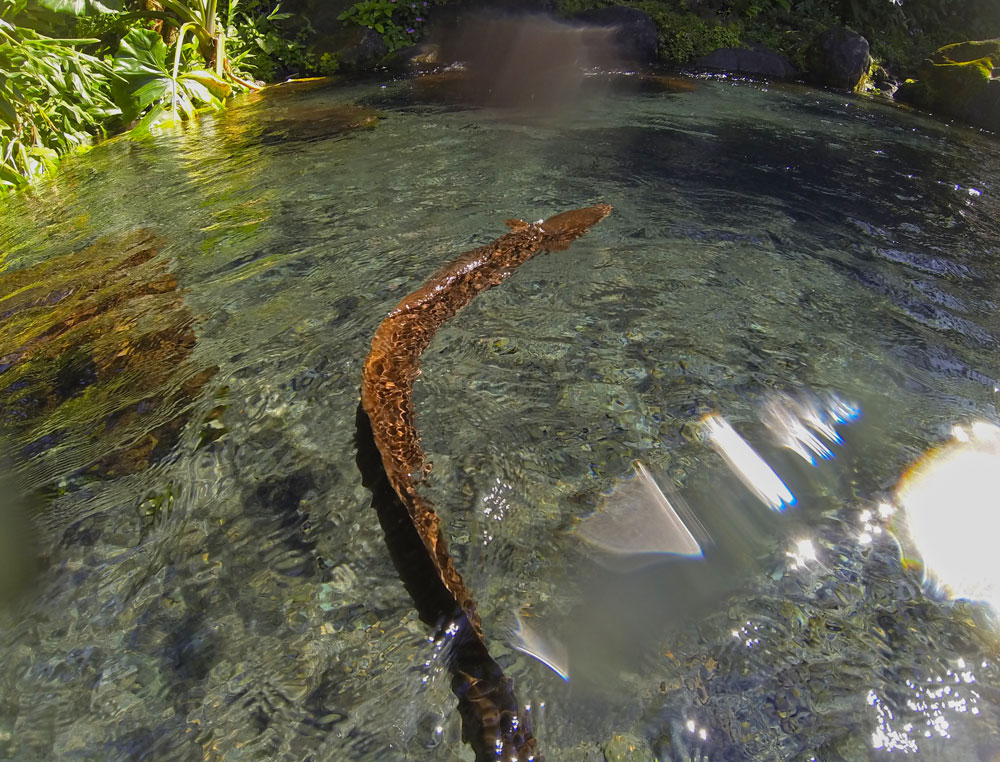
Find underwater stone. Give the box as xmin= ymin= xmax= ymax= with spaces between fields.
xmin=603 ymin=733 xmax=654 ymax=762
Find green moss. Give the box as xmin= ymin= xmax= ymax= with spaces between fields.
xmin=923 ymin=58 xmax=991 ymax=103
xmin=898 ymin=38 xmax=999 ymax=129
xmin=931 ymin=39 xmax=1000 ymax=66
xmin=917 ymin=40 xmax=997 ymax=105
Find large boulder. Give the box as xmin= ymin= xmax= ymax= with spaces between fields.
xmin=572 ymin=7 xmax=658 ymax=67
xmin=695 ymin=42 xmax=798 ymax=80
xmin=806 ymin=25 xmax=870 ymax=90
xmin=335 ymin=27 xmax=390 ymax=72
xmin=896 ymin=39 xmax=1000 ymax=131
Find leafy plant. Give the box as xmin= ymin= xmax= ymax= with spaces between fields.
xmin=1 ymin=0 xmax=122 ymax=193
xmin=112 ymin=26 xmax=229 ymax=133
xmin=224 ymin=0 xmax=338 ymax=80
xmin=338 ymin=0 xmax=434 ymax=53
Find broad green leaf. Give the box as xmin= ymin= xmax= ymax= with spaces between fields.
xmin=0 ymin=94 xmax=16 ymax=124
xmin=183 ymin=69 xmax=230 ymax=98
xmin=130 ymin=101 xmax=168 ymax=135
xmin=179 ymin=77 xmax=213 ymax=105
xmin=173 ymin=89 xmax=195 ymax=119
xmin=34 ymin=0 xmax=121 ymax=15
xmin=114 ymin=28 xmax=168 ymax=80
xmin=131 ymin=77 xmax=172 ymax=110
xmin=0 ymin=158 xmax=27 ymax=186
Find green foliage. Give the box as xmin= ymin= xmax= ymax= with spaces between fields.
xmin=223 ymin=0 xmax=338 ymax=79
xmin=0 ymin=0 xmax=122 ymax=193
xmin=337 ymin=0 xmax=435 ymax=54
xmin=552 ymin=0 xmax=1000 ymax=77
xmin=639 ymin=4 xmax=742 ymax=64
xmin=112 ymin=26 xmax=229 ymax=133
xmin=34 ymin=0 xmax=120 ymax=16
xmin=553 ymin=0 xmax=742 ymax=65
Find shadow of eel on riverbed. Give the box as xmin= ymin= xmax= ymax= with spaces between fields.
xmin=354 ymin=204 xmax=611 ymax=761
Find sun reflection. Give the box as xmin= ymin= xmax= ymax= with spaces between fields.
xmin=479 ymin=476 xmax=512 ymax=546
xmin=787 ymin=538 xmax=818 ymax=569
xmin=761 ymin=391 xmax=860 ymax=465
xmin=684 ymin=717 xmax=709 ymax=740
xmin=869 ymin=658 xmax=983 ymax=753
xmin=703 ymin=413 xmax=795 ymax=511
xmin=509 ymin=612 xmax=570 ymax=682
xmin=895 ymin=421 xmax=1000 ymax=613
xmin=731 ymin=620 xmax=762 ymax=648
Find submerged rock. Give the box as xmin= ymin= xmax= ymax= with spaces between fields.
xmin=695 ymin=43 xmax=798 ymax=81
xmin=896 ymin=39 xmax=1000 ymax=131
xmin=806 ymin=25 xmax=870 ymax=90
xmin=603 ymin=733 xmax=654 ymax=762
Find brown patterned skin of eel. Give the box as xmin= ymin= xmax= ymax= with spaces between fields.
xmin=358 ymin=204 xmax=611 ymax=761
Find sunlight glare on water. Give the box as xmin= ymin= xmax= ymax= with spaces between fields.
xmin=896 ymin=421 xmax=1000 ymax=615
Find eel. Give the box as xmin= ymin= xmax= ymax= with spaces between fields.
xmin=357 ymin=204 xmax=611 ymax=761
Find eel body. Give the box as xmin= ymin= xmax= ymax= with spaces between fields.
xmin=359 ymin=204 xmax=611 ymax=761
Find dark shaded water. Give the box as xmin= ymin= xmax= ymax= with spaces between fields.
xmin=1 ymin=74 xmax=999 ymax=761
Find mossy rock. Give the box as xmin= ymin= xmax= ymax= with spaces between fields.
xmin=896 ymin=38 xmax=1000 ymax=131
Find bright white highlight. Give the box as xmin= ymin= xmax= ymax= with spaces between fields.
xmin=509 ymin=613 xmax=570 ymax=682
xmin=575 ymin=461 xmax=703 ymax=570
xmin=787 ymin=538 xmax=817 ymax=568
xmin=761 ymin=391 xmax=859 ymax=465
xmin=897 ymin=421 xmax=1000 ymax=614
xmin=703 ymin=413 xmax=795 ymax=511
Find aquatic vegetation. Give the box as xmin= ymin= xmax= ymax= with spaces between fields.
xmin=0 ymin=229 xmax=216 ymax=517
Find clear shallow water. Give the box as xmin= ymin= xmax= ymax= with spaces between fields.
xmin=0 ymin=73 xmax=999 ymax=761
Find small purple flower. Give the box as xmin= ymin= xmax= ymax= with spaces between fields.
xmin=406 ymin=27 xmax=415 ymax=33
xmin=423 ymin=2 xmax=428 ymax=6
xmin=415 ymin=16 xmax=422 ymax=21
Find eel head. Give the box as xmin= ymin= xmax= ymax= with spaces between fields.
xmin=505 ymin=203 xmax=612 ymax=251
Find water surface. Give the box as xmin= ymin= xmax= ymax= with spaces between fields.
xmin=1 ymin=73 xmax=999 ymax=761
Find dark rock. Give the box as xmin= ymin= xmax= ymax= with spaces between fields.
xmin=426 ymin=0 xmax=556 ymax=42
xmin=896 ymin=39 xmax=1000 ymax=132
xmin=806 ymin=25 xmax=870 ymax=90
xmin=572 ymin=7 xmax=658 ymax=67
xmin=382 ymin=43 xmax=442 ymax=74
xmin=335 ymin=27 xmax=390 ymax=72
xmin=695 ymin=43 xmax=798 ymax=80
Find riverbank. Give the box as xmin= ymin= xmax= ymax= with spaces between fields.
xmin=2 ymin=0 xmax=998 ymax=198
